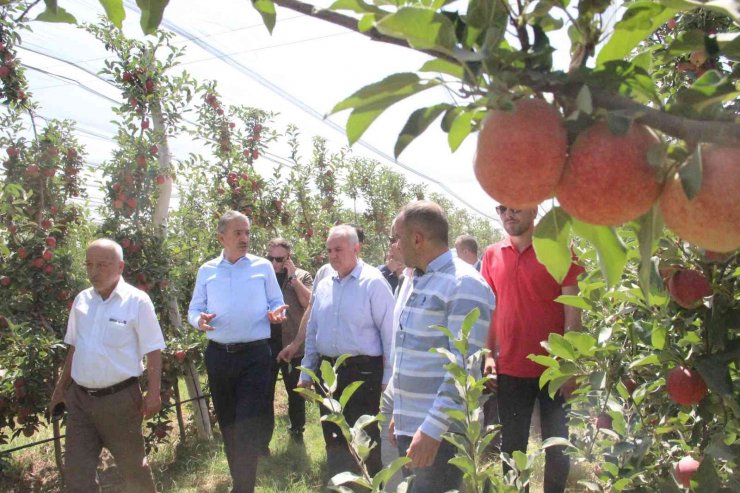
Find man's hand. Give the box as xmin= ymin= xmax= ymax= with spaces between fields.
xmin=277 ymin=342 xmax=297 ymax=363
xmin=483 ymin=355 xmax=498 ymax=390
xmin=406 ymin=429 xmax=441 ymax=469
xmin=198 ymin=312 xmax=216 ymax=331
xmin=267 ymin=304 xmax=289 ymax=323
xmin=296 ymin=379 xmax=313 ymax=399
xmin=140 ymin=390 xmax=162 ymax=418
xmin=284 ymin=257 xmax=297 ymax=277
xmin=388 ymin=417 xmax=397 ymax=447
xmin=48 ymin=388 xmax=65 ymax=420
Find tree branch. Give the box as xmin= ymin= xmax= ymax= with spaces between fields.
xmin=273 ymin=0 xmax=740 ymax=147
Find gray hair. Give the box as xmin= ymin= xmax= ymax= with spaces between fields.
xmin=218 ymin=210 xmax=250 ymax=234
xmin=88 ymin=238 xmax=124 ymax=261
xmin=328 ymin=224 xmax=359 ymax=247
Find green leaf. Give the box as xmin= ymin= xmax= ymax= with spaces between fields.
xmin=533 ymin=207 xmax=573 ymax=284
xmin=564 ymin=331 xmax=597 ymax=355
xmin=528 ymin=355 xmax=560 ymax=368
xmin=320 ymin=359 xmax=337 ymax=393
xmin=597 ymin=2 xmax=679 ymax=66
xmin=636 ymin=207 xmax=665 ymax=302
xmin=136 ymin=0 xmax=169 ymax=35
xmin=541 ymin=436 xmax=575 ymax=449
xmin=419 ymin=58 xmax=464 ymax=79
xmin=395 ymin=104 xmax=450 ymax=157
xmin=667 ymin=29 xmax=706 ymax=56
xmin=358 ymin=14 xmax=376 ymax=33
xmin=339 ymin=381 xmax=364 ymax=409
xmin=329 ymin=0 xmax=384 ymax=15
xmin=546 ymin=333 xmax=577 ymax=361
xmin=36 ymin=4 xmax=77 ymax=23
xmin=679 ymin=146 xmax=703 ymax=200
xmin=630 ymin=353 xmax=660 ymax=368
xmin=251 ymin=0 xmax=276 ymax=34
xmin=651 ymin=324 xmax=667 ymax=350
xmin=555 ymin=294 xmax=593 ymax=311
xmin=98 ymin=0 xmax=125 ymax=27
xmin=375 ymin=7 xmax=457 ymax=52
xmin=372 ymin=457 xmax=411 ymax=490
xmin=572 ymin=220 xmax=627 ymax=288
xmin=447 ymin=110 xmax=475 ymax=152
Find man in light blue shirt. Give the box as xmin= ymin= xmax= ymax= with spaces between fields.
xmin=298 ymin=224 xmax=394 ymax=480
xmin=188 ymin=210 xmax=287 ymax=493
xmin=388 ymin=201 xmax=494 ymax=493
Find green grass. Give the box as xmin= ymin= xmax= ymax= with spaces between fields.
xmin=0 ymin=380 xmax=596 ymax=492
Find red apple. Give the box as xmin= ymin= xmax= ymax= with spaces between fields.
xmin=150 ymin=144 xmax=159 ymax=155
xmin=251 ymin=149 xmax=259 ymax=160
xmin=144 ymin=78 xmax=154 ymax=94
xmin=129 ymin=96 xmax=138 ymax=107
xmin=45 ymin=236 xmax=57 ymax=248
xmin=17 ymin=247 xmax=28 ymax=259
xmin=31 ymin=257 xmax=44 ymax=269
xmin=113 ymin=199 xmax=124 ymax=209
xmin=0 ymin=276 xmax=10 ymax=286
xmin=44 ymin=264 xmax=54 ymax=274
xmin=40 ymin=219 xmax=53 ymax=230
xmin=667 ymin=269 xmax=712 ymax=309
xmin=0 ymin=66 xmax=9 ymax=78
xmin=66 ymin=148 xmax=77 ymax=159
xmin=667 ymin=366 xmax=708 ymax=405
xmin=136 ymin=154 xmax=147 ymax=167
xmin=25 ymin=164 xmax=40 ymax=176
xmin=121 ymin=238 xmax=131 ymax=249
xmin=596 ymin=413 xmax=612 ymax=430
xmin=675 ymin=456 xmax=700 ymax=488
xmin=126 ymin=197 xmax=138 ymax=209
xmin=41 ymin=167 xmax=56 ymax=178
xmin=122 ymin=71 xmax=133 ymax=82
xmin=42 ymin=249 xmax=53 ymax=261
xmin=156 ymin=175 xmax=166 ymax=185
xmin=141 ymin=119 xmax=150 ymax=129
xmin=174 ymin=350 xmax=186 ymax=363
xmin=6 ymin=147 xmax=18 ymax=158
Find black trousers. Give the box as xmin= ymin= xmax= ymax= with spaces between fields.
xmin=498 ymin=374 xmax=570 ymax=493
xmin=269 ymin=357 xmax=306 ymax=434
xmin=319 ymin=355 xmax=383 ymax=480
xmin=205 ymin=341 xmax=272 ymax=493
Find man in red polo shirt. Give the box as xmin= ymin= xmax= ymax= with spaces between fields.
xmin=481 ymin=205 xmax=584 ymax=493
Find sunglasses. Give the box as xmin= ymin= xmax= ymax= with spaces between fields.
xmin=267 ymin=255 xmax=286 ymax=263
xmin=495 ymin=206 xmax=522 ymax=215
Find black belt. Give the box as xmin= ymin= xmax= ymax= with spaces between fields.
xmin=76 ymin=377 xmax=138 ymax=397
xmin=209 ymin=339 xmax=268 ymax=353
xmin=320 ymin=355 xmax=382 ymax=366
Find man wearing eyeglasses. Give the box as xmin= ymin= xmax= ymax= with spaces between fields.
xmin=481 ymin=205 xmax=584 ymax=493
xmin=265 ymin=238 xmax=313 ymax=444
xmin=188 ymin=211 xmax=287 ymax=493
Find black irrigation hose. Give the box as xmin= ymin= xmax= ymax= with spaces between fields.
xmin=0 ymin=393 xmax=212 ymax=456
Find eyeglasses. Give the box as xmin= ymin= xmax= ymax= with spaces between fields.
xmin=495 ymin=206 xmax=522 ymax=215
xmin=267 ymin=256 xmax=286 ymax=263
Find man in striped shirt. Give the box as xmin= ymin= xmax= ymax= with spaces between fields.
xmin=388 ymin=201 xmax=495 ymax=493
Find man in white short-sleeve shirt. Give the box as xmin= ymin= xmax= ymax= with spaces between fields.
xmin=49 ymin=238 xmax=165 ymax=493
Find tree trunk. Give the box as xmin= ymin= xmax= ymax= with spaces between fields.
xmin=152 ymin=107 xmax=212 ymax=440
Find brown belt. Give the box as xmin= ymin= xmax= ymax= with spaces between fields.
xmin=75 ymin=377 xmax=138 ymax=397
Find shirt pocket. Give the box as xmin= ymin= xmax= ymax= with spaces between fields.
xmin=104 ymin=319 xmax=135 ymax=348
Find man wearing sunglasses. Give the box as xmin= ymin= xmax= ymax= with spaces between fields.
xmin=481 ymin=205 xmax=584 ymax=493
xmin=265 ymin=238 xmax=313 ymax=445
